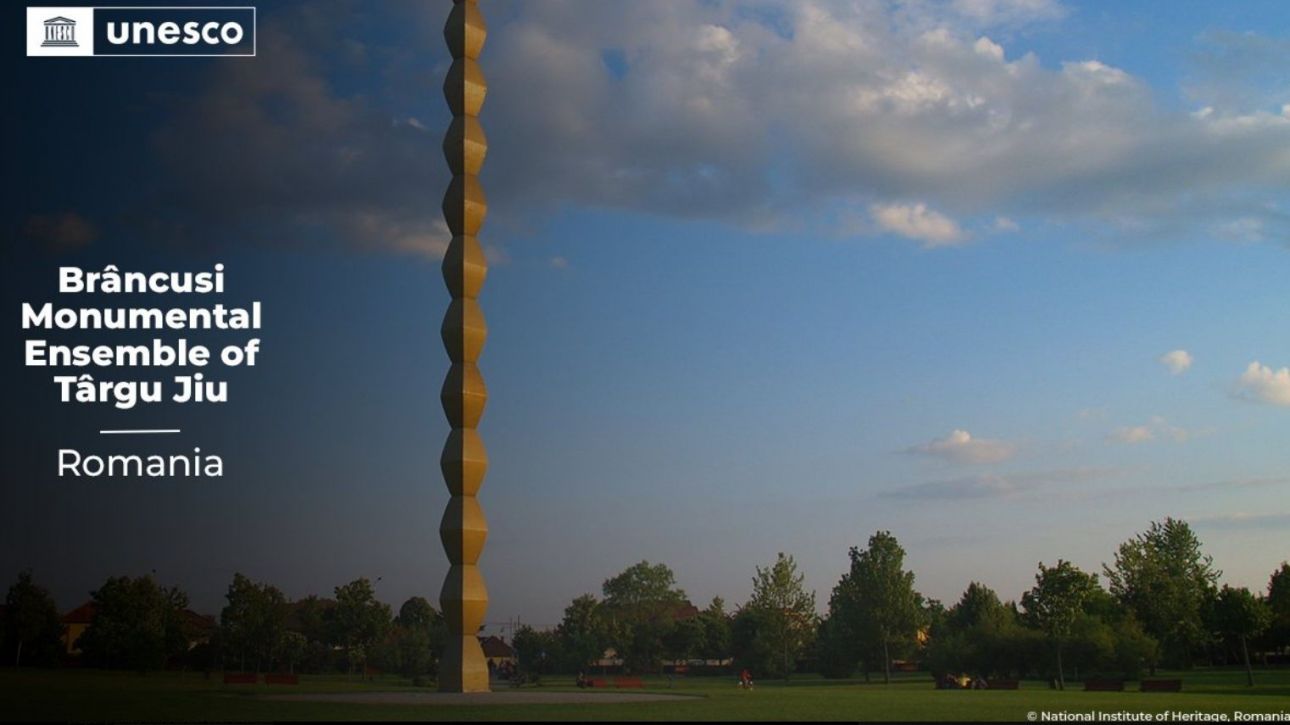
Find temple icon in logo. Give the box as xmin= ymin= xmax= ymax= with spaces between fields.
xmin=42 ymin=17 xmax=79 ymax=48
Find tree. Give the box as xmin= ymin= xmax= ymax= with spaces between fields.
xmin=277 ymin=631 xmax=308 ymax=675
xmin=926 ymin=604 xmax=1049 ymax=682
xmin=1104 ymin=518 xmax=1220 ymax=667
xmin=603 ymin=562 xmax=686 ymax=610
xmin=947 ymin=582 xmax=1007 ymax=632
xmin=600 ymin=561 xmax=687 ymax=672
xmin=219 ymin=573 xmax=288 ymax=672
xmin=1265 ymin=563 xmax=1290 ymax=655
xmin=331 ymin=578 xmax=392 ymax=676
xmin=391 ymin=596 xmax=445 ymax=680
xmin=1021 ymin=560 xmax=1100 ymax=689
xmin=730 ymin=605 xmax=778 ymax=677
xmin=293 ymin=595 xmax=334 ymax=644
xmin=3 ymin=569 xmax=63 ymax=667
xmin=371 ymin=623 xmax=438 ymax=683
xmin=1064 ymin=613 xmax=1116 ymax=680
xmin=1212 ymin=586 xmax=1271 ymax=687
xmin=556 ymin=594 xmax=606 ymax=672
xmin=925 ymin=582 xmax=1024 ymax=681
xmin=816 ymin=615 xmax=856 ymax=678
xmin=828 ymin=532 xmax=921 ymax=684
xmin=926 ymin=583 xmax=1031 ymax=680
xmin=696 ymin=597 xmax=732 ymax=661
xmin=664 ymin=615 xmax=705 ymax=663
xmin=77 ymin=575 xmax=190 ymax=672
xmin=1115 ymin=617 xmax=1158 ymax=678
xmin=397 ymin=596 xmax=438 ymax=630
xmin=921 ymin=596 xmax=947 ymax=638
xmin=513 ymin=624 xmax=560 ymax=679
xmin=290 ymin=595 xmax=337 ymax=673
xmin=743 ymin=553 xmax=816 ymax=679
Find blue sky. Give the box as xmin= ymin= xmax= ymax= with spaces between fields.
xmin=5 ymin=0 xmax=1290 ymax=629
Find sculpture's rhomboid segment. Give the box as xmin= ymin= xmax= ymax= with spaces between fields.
xmin=438 ymin=0 xmax=490 ymax=694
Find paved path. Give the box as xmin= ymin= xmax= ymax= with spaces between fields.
xmin=264 ymin=690 xmax=699 ymax=706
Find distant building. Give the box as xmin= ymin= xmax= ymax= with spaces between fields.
xmin=61 ymin=601 xmax=97 ymax=656
xmin=479 ymin=635 xmax=516 ymax=667
xmin=180 ymin=610 xmax=217 ymax=648
xmin=59 ymin=600 xmax=216 ymax=657
xmin=593 ymin=647 xmax=624 ymax=669
xmin=672 ymin=602 xmax=700 ymax=621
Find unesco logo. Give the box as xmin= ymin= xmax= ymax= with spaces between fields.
xmin=41 ymin=16 xmax=79 ymax=47
xmin=26 ymin=6 xmax=256 ymax=57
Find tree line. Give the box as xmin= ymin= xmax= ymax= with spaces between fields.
xmin=3 ymin=517 xmax=1288 ymax=686
xmin=513 ymin=519 xmax=1288 ymax=686
xmin=1 ymin=571 xmax=448 ymax=682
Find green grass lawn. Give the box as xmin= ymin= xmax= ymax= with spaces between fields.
xmin=3 ymin=668 xmax=1290 ymax=721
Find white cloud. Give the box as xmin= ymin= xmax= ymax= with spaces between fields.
xmin=1176 ymin=476 xmax=1290 ymax=493
xmin=1108 ymin=416 xmax=1191 ymax=444
xmin=973 ymin=37 xmax=1005 ymax=62
xmin=1188 ymin=511 xmax=1290 ymax=531
xmin=1159 ymin=349 xmax=1193 ymax=375
xmin=1235 ymin=361 xmax=1290 ymax=406
xmin=883 ymin=466 xmax=1120 ymax=500
xmin=144 ymin=3 xmax=1290 ymax=257
xmin=993 ymin=216 xmax=1020 ymax=232
xmin=885 ymin=474 xmax=1017 ymax=500
xmin=907 ymin=429 xmax=1016 ymax=464
xmin=346 ymin=214 xmax=449 ymax=260
xmin=397 ymin=116 xmax=428 ymax=132
xmin=1184 ymin=30 xmax=1290 ymax=117
xmin=478 ymin=2 xmax=1290 ymax=242
xmin=871 ymin=203 xmax=967 ymax=247
xmin=1063 ymin=59 xmax=1133 ymax=88
xmin=1109 ymin=425 xmax=1154 ymax=444
xmin=549 ymin=256 xmax=570 ymax=269
xmin=150 ymin=23 xmax=449 ymax=257
xmin=1215 ymin=217 xmax=1266 ymax=243
xmin=949 ymin=0 xmax=1067 ymax=26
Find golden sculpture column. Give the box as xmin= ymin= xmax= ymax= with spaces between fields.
xmin=439 ymin=0 xmax=490 ymax=693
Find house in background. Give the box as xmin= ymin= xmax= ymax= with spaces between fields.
xmin=180 ymin=610 xmax=217 ymax=648
xmin=479 ymin=635 xmax=516 ymax=669
xmin=61 ymin=602 xmax=97 ymax=656
xmin=60 ymin=601 xmax=216 ymax=657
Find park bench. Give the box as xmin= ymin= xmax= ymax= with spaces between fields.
xmin=1140 ymin=679 xmax=1182 ymax=692
xmin=265 ymin=673 xmax=299 ymax=686
xmin=614 ymin=676 xmax=645 ymax=689
xmin=222 ymin=673 xmax=258 ymax=685
xmin=987 ymin=679 xmax=1020 ymax=690
xmin=1083 ymin=679 xmax=1125 ymax=692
